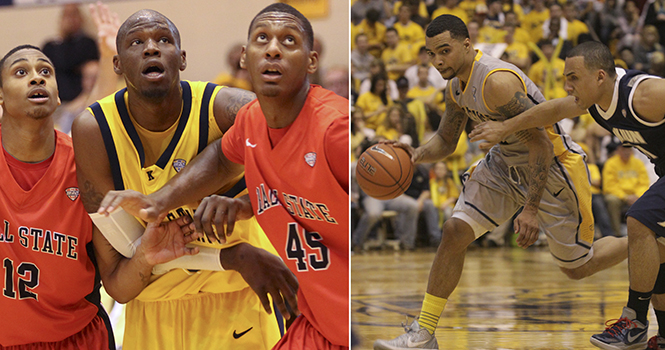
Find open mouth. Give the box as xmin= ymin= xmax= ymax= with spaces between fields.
xmin=28 ymin=90 xmax=49 ymax=103
xmin=142 ymin=64 xmax=165 ymax=78
xmin=261 ymin=68 xmax=282 ymax=83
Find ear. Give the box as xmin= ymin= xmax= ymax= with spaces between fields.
xmin=180 ymin=50 xmax=187 ymax=71
xmin=57 ymin=96 xmax=61 ymax=107
xmin=597 ymin=69 xmax=606 ymax=86
xmin=0 ymin=88 xmax=4 ymax=107
xmin=113 ymin=55 xmax=122 ymax=75
xmin=239 ymin=45 xmax=247 ymax=70
xmin=307 ymin=50 xmax=319 ymax=75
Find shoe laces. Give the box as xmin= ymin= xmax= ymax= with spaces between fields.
xmin=401 ymin=316 xmax=414 ymax=333
xmin=603 ymin=317 xmax=636 ymax=337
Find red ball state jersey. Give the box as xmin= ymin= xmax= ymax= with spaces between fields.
xmin=0 ymin=129 xmax=99 ymax=346
xmin=222 ymin=85 xmax=349 ymax=347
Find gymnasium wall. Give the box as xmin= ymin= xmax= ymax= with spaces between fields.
xmin=0 ymin=0 xmax=349 ymax=82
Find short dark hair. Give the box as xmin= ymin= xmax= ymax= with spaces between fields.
xmin=0 ymin=44 xmax=44 ymax=88
xmin=567 ymin=41 xmax=616 ymax=78
xmin=249 ymin=3 xmax=314 ymax=50
xmin=386 ymin=27 xmax=399 ymax=36
xmin=426 ymin=14 xmax=469 ymax=41
xmin=366 ymin=8 xmax=381 ymax=23
xmin=117 ymin=10 xmax=181 ymax=52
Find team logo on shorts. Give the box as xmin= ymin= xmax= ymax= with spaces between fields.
xmin=65 ymin=187 xmax=80 ymax=201
xmin=305 ymin=152 xmax=317 ymax=167
xmin=173 ymin=159 xmax=187 ymax=172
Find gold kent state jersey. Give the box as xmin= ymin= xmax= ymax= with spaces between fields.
xmin=88 ymin=81 xmax=276 ymax=301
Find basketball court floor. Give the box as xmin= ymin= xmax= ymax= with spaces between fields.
xmin=352 ymin=246 xmax=645 ymax=350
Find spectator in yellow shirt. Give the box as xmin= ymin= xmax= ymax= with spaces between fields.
xmin=563 ymin=2 xmax=590 ymax=46
xmin=356 ymin=73 xmax=393 ymax=130
xmin=602 ymin=144 xmax=651 ymax=236
xmin=393 ymin=4 xmax=426 ymax=56
xmin=504 ymin=11 xmax=532 ymax=46
xmin=432 ymin=0 xmax=469 ymax=24
xmin=501 ymin=24 xmax=530 ymax=71
xmin=522 ymin=0 xmax=549 ymax=43
xmin=430 ymin=161 xmax=460 ymax=227
xmin=528 ymin=39 xmax=567 ymax=100
xmin=376 ymin=106 xmax=408 ymax=144
xmin=351 ymin=8 xmax=386 ymax=56
xmin=382 ymin=27 xmax=415 ymax=81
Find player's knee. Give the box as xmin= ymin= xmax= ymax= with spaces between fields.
xmin=440 ymin=219 xmax=473 ymax=252
xmin=559 ymin=266 xmax=587 ymax=280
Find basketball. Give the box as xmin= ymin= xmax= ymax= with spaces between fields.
xmin=356 ymin=144 xmax=414 ymax=200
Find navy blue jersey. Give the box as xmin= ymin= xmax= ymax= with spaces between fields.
xmin=587 ymin=69 xmax=665 ymax=177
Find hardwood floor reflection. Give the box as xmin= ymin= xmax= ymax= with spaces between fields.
xmin=351 ymin=247 xmax=639 ymax=350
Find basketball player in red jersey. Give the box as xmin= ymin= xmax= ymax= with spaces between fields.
xmin=98 ymin=3 xmax=350 ymax=349
xmin=0 ymin=5 xmax=200 ymax=349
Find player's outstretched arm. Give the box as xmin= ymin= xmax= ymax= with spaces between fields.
xmin=469 ymin=95 xmax=585 ymax=150
xmin=93 ymin=215 xmax=201 ymax=303
xmin=409 ymin=87 xmax=468 ymax=164
xmin=484 ymin=72 xmax=554 ymax=249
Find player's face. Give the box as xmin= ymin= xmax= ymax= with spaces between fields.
xmin=426 ymin=31 xmax=470 ymax=80
xmin=114 ymin=16 xmax=186 ymax=99
xmin=0 ymin=49 xmax=60 ymax=120
xmin=564 ymin=56 xmax=598 ymax=109
xmin=242 ymin=12 xmax=317 ymax=98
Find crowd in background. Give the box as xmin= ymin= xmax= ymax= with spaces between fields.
xmin=351 ymin=0 xmax=661 ymax=251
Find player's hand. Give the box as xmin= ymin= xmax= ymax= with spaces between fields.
xmin=193 ymin=194 xmax=254 ymax=244
xmin=513 ymin=209 xmax=540 ymax=249
xmin=378 ymin=140 xmax=418 ymax=163
xmin=138 ymin=214 xmax=201 ymax=266
xmin=469 ymin=120 xmax=509 ymax=150
xmin=89 ymin=2 xmax=120 ymax=57
xmin=98 ymin=189 xmax=162 ymax=222
xmin=221 ymin=243 xmax=299 ymax=319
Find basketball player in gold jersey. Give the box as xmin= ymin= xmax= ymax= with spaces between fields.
xmin=71 ymin=9 xmax=297 ymax=350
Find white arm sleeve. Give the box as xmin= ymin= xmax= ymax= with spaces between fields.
xmin=89 ymin=210 xmax=224 ymax=274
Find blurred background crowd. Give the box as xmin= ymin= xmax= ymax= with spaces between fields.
xmin=350 ymin=0 xmax=661 ymax=252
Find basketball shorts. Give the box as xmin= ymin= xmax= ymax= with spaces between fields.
xmin=627 ymin=175 xmax=665 ymax=240
xmin=272 ymin=315 xmax=348 ymax=350
xmin=452 ymin=147 xmax=595 ymax=269
xmin=122 ymin=287 xmax=282 ymax=350
xmin=0 ymin=314 xmax=113 ymax=350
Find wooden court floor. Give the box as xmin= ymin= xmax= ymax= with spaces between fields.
xmin=351 ymin=246 xmax=647 ymax=350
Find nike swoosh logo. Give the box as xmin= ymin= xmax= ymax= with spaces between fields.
xmin=553 ymin=188 xmax=564 ymax=197
xmin=406 ymin=338 xmax=430 ymax=348
xmin=638 ymin=296 xmax=651 ymax=301
xmin=233 ymin=327 xmax=253 ymax=339
xmin=626 ymin=328 xmax=645 ymax=343
xmin=455 ymin=90 xmax=460 ymax=96
xmin=245 ymin=138 xmax=257 ymax=148
xmin=659 ymin=221 xmax=665 ymax=227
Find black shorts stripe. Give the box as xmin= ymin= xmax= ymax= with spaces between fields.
xmin=553 ymin=156 xmax=591 ymax=249
xmin=91 ymin=102 xmax=125 ymax=190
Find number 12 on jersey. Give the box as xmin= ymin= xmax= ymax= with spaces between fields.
xmin=286 ymin=223 xmax=330 ymax=272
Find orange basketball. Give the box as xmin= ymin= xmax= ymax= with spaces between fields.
xmin=356 ymin=144 xmax=414 ymax=200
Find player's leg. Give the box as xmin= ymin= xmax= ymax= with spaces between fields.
xmin=374 ymin=157 xmax=520 ymax=350
xmin=647 ymin=277 xmax=665 ymax=349
xmin=560 ymin=236 xmax=627 ymax=280
xmin=590 ymin=177 xmax=665 ymax=350
xmin=543 ymin=149 xmax=627 ymax=279
xmin=373 ymin=217 xmax=476 ymax=350
xmin=273 ymin=315 xmax=348 ymax=350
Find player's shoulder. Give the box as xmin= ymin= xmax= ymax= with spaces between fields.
xmin=308 ymin=85 xmax=349 ymax=119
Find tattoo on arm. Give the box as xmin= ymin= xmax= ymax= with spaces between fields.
xmin=224 ymin=90 xmax=256 ymax=123
xmin=422 ymin=89 xmax=467 ymax=161
xmin=496 ymin=90 xmax=550 ymax=212
xmin=81 ymin=180 xmax=106 ymax=213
